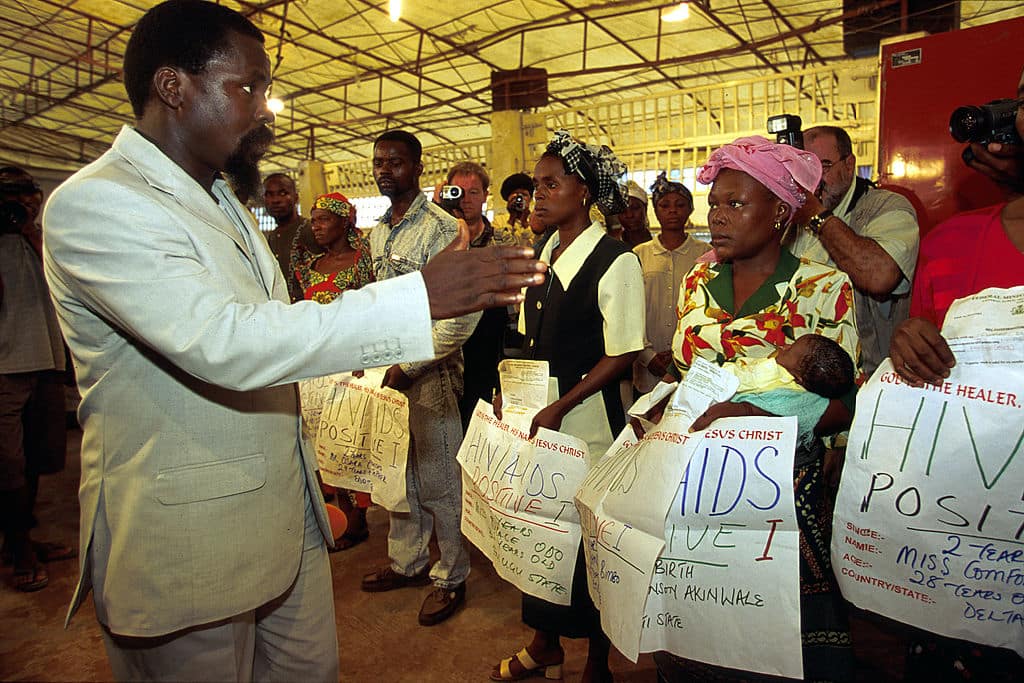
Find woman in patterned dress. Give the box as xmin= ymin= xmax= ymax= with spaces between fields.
xmin=293 ymin=192 xmax=375 ymax=549
xmin=649 ymin=137 xmax=861 ymax=682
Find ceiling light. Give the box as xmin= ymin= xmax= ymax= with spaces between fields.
xmin=267 ymin=97 xmax=285 ymax=114
xmin=389 ymin=0 xmax=401 ymax=22
xmin=662 ymin=2 xmax=690 ymax=22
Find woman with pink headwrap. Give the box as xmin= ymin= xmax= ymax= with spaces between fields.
xmin=652 ymin=136 xmax=861 ymax=682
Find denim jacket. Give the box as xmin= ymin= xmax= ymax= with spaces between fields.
xmin=370 ymin=192 xmax=480 ymax=392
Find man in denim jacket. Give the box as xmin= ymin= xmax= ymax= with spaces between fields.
xmin=361 ymin=129 xmax=479 ymax=626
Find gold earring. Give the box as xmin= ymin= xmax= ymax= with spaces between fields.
xmin=773 ymin=220 xmax=784 ymax=231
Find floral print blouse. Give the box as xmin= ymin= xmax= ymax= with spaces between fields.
xmin=672 ymin=249 xmax=861 ymax=378
xmin=292 ymin=229 xmax=374 ymax=304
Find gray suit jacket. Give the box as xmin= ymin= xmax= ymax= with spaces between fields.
xmin=43 ymin=126 xmax=434 ymax=637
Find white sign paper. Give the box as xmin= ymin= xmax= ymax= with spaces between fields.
xmin=309 ymin=368 xmax=411 ymax=513
xmin=942 ymin=286 xmax=1024 ymax=339
xmin=457 ymin=400 xmax=590 ymax=605
xmin=575 ymin=414 xmax=700 ymax=661
xmin=498 ymin=359 xmax=550 ymax=432
xmin=638 ymin=416 xmax=802 ymax=679
xmin=576 ymin=365 xmax=799 ymax=674
xmin=833 ymin=338 xmax=1024 ymax=657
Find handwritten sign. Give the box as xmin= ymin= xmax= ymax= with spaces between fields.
xmin=298 ymin=373 xmax=335 ymax=440
xmin=457 ymin=400 xmax=590 ymax=605
xmin=833 ymin=338 xmax=1024 ymax=657
xmin=639 ymin=416 xmax=802 ymax=679
xmin=575 ymin=414 xmax=697 ymax=661
xmin=309 ymin=368 xmax=411 ymax=513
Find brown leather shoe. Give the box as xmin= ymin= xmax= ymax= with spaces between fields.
xmin=360 ymin=565 xmax=432 ymax=593
xmin=418 ymin=582 xmax=465 ymax=626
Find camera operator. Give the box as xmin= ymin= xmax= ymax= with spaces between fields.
xmin=787 ymin=126 xmax=920 ymax=377
xmin=958 ymin=102 xmax=1024 ymax=197
xmin=440 ymin=162 xmax=519 ymax=433
xmin=1 ymin=166 xmax=72 ymax=593
xmin=491 ymin=172 xmax=534 ymax=247
xmin=889 ymin=67 xmax=1024 ymax=683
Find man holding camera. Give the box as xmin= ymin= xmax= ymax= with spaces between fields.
xmin=788 ymin=125 xmax=920 ymax=377
xmin=0 ymin=167 xmax=71 ymax=593
xmin=492 ymin=172 xmax=535 ymax=248
xmin=888 ymin=67 xmax=1024 ymax=683
xmin=441 ymin=162 xmax=517 ymax=431
xmin=362 ymin=130 xmax=475 ymax=627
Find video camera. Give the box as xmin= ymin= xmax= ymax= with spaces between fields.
xmin=0 ymin=201 xmax=28 ymax=235
xmin=767 ymin=114 xmax=804 ymax=149
xmin=0 ymin=178 xmax=35 ymax=235
xmin=509 ymin=193 xmax=528 ymax=213
xmin=949 ymin=98 xmax=1023 ymax=147
xmin=438 ymin=184 xmax=464 ymax=216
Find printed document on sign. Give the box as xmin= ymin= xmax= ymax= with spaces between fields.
xmin=942 ymin=285 xmax=1024 ymax=339
xmin=498 ymin=359 xmax=550 ymax=431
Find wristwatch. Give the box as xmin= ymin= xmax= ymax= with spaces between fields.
xmin=806 ymin=209 xmax=833 ymax=236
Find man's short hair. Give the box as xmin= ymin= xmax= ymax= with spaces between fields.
xmin=263 ymin=172 xmax=296 ymax=190
xmin=805 ymin=125 xmax=853 ymax=159
xmin=500 ymin=173 xmax=533 ymax=201
xmin=0 ymin=166 xmax=39 ymax=195
xmin=123 ymin=0 xmax=264 ymax=118
xmin=797 ymin=335 xmax=855 ymax=399
xmin=447 ymin=162 xmax=490 ymax=191
xmin=373 ymin=130 xmax=422 ymax=164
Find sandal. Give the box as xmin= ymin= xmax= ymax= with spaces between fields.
xmin=490 ymin=647 xmax=563 ymax=681
xmin=2 ymin=540 xmax=76 ymax=565
xmin=34 ymin=541 xmax=76 ymax=563
xmin=13 ymin=562 xmax=49 ymax=592
xmin=328 ymin=527 xmax=369 ymax=553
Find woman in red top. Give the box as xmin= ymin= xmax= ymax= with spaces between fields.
xmin=890 ymin=83 xmax=1024 ymax=681
xmin=293 ymin=192 xmax=375 ymax=548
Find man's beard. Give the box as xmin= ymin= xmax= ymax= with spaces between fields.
xmin=818 ymin=180 xmax=847 ymax=212
xmin=224 ymin=125 xmax=274 ymax=203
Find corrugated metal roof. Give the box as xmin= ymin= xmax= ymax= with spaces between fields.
xmin=0 ymin=0 xmax=1020 ymax=173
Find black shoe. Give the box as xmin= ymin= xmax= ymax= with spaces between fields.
xmin=418 ymin=582 xmax=465 ymax=626
xmin=360 ymin=565 xmax=431 ymax=592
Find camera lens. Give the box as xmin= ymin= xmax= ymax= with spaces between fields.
xmin=949 ymin=105 xmax=990 ymax=143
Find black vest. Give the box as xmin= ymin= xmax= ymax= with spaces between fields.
xmin=523 ymin=234 xmax=633 ymax=434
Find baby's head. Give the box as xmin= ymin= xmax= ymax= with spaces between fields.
xmin=776 ymin=334 xmax=855 ymax=399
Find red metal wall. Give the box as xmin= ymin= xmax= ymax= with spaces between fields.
xmin=877 ymin=16 xmax=1024 ymax=234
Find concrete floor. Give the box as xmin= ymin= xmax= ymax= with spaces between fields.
xmin=0 ymin=430 xmax=907 ymax=682
xmin=0 ymin=429 xmax=658 ymax=682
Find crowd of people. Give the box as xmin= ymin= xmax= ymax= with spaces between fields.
xmin=2 ymin=0 xmax=1022 ymax=681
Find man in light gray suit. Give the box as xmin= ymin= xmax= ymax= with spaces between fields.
xmin=41 ymin=1 xmax=544 ymax=680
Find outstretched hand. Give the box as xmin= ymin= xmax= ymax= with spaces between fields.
xmin=420 ymin=221 xmax=546 ymax=320
xmin=889 ymin=316 xmax=955 ymax=387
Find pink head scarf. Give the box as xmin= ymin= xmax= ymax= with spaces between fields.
xmin=697 ymin=136 xmax=822 ymax=222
